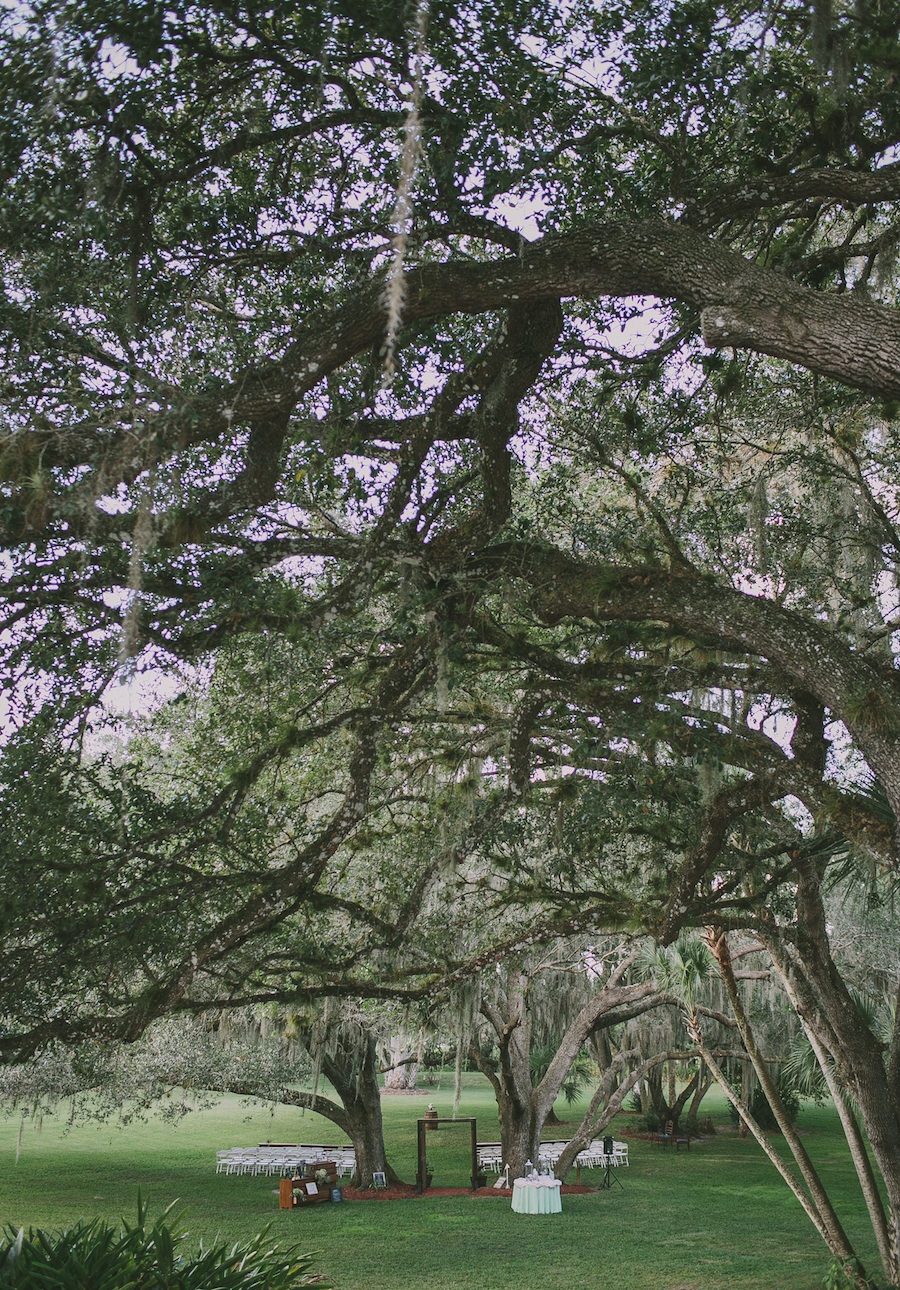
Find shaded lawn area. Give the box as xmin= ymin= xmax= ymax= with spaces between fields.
xmin=0 ymin=1081 xmax=882 ymax=1290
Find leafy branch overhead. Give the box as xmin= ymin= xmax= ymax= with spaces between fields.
xmin=3 ymin=0 xmax=900 ymax=1165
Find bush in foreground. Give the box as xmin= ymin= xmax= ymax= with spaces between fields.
xmin=0 ymin=1198 xmax=328 ymax=1289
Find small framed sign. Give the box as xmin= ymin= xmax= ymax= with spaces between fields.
xmin=372 ymin=1171 xmax=386 ymax=1189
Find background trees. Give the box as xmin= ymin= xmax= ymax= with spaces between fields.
xmin=464 ymin=942 xmax=669 ymax=1176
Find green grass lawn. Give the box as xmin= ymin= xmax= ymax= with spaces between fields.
xmin=0 ymin=1078 xmax=883 ymax=1290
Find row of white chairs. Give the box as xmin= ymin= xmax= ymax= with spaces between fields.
xmin=566 ymin=1139 xmax=629 ymax=1169
xmin=476 ymin=1139 xmax=629 ymax=1176
xmin=216 ymin=1145 xmax=356 ymax=1177
xmin=476 ymin=1143 xmax=504 ymax=1171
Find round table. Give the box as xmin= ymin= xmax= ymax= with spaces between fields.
xmin=511 ymin=1175 xmax=562 ymax=1214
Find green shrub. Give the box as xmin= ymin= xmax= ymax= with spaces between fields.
xmin=727 ymin=1075 xmax=801 ymax=1132
xmin=821 ymin=1255 xmax=873 ymax=1290
xmin=0 ymin=1198 xmax=327 ymax=1289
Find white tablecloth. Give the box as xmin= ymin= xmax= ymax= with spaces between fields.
xmin=511 ymin=1176 xmax=562 ymax=1214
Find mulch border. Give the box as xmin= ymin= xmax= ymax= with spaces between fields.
xmin=337 ymin=1183 xmax=597 ymax=1202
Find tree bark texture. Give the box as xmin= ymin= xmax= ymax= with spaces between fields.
xmin=686 ymin=1017 xmax=862 ymax=1269
xmin=763 ymin=939 xmax=895 ymax=1283
xmin=708 ymin=929 xmax=860 ymax=1271
xmin=758 ymin=868 xmax=900 ymax=1287
xmin=321 ymin=1036 xmax=399 ymax=1187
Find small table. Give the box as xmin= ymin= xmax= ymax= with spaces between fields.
xmin=511 ymin=1175 xmax=562 ymax=1214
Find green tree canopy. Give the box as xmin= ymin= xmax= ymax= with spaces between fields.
xmin=4 ymin=4 xmax=900 ymax=1273
xmin=4 ymin=0 xmax=900 ymax=1085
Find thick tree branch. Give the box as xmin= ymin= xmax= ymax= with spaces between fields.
xmin=14 ymin=219 xmax=900 ymax=530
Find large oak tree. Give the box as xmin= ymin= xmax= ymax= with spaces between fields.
xmin=3 ymin=1 xmax=900 ymax=1278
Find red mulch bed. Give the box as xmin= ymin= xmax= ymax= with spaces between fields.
xmin=339 ymin=1184 xmax=597 ymax=1202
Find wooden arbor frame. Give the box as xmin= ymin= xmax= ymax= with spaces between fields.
xmin=415 ymin=1117 xmax=479 ymax=1193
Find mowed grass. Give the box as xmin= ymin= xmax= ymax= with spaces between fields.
xmin=0 ymin=1077 xmax=884 ymax=1290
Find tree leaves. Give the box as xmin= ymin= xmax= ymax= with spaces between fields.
xmin=3 ymin=0 xmax=900 ymax=1070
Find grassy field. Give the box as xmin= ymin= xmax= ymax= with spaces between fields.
xmin=0 ymin=1076 xmax=883 ymax=1290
